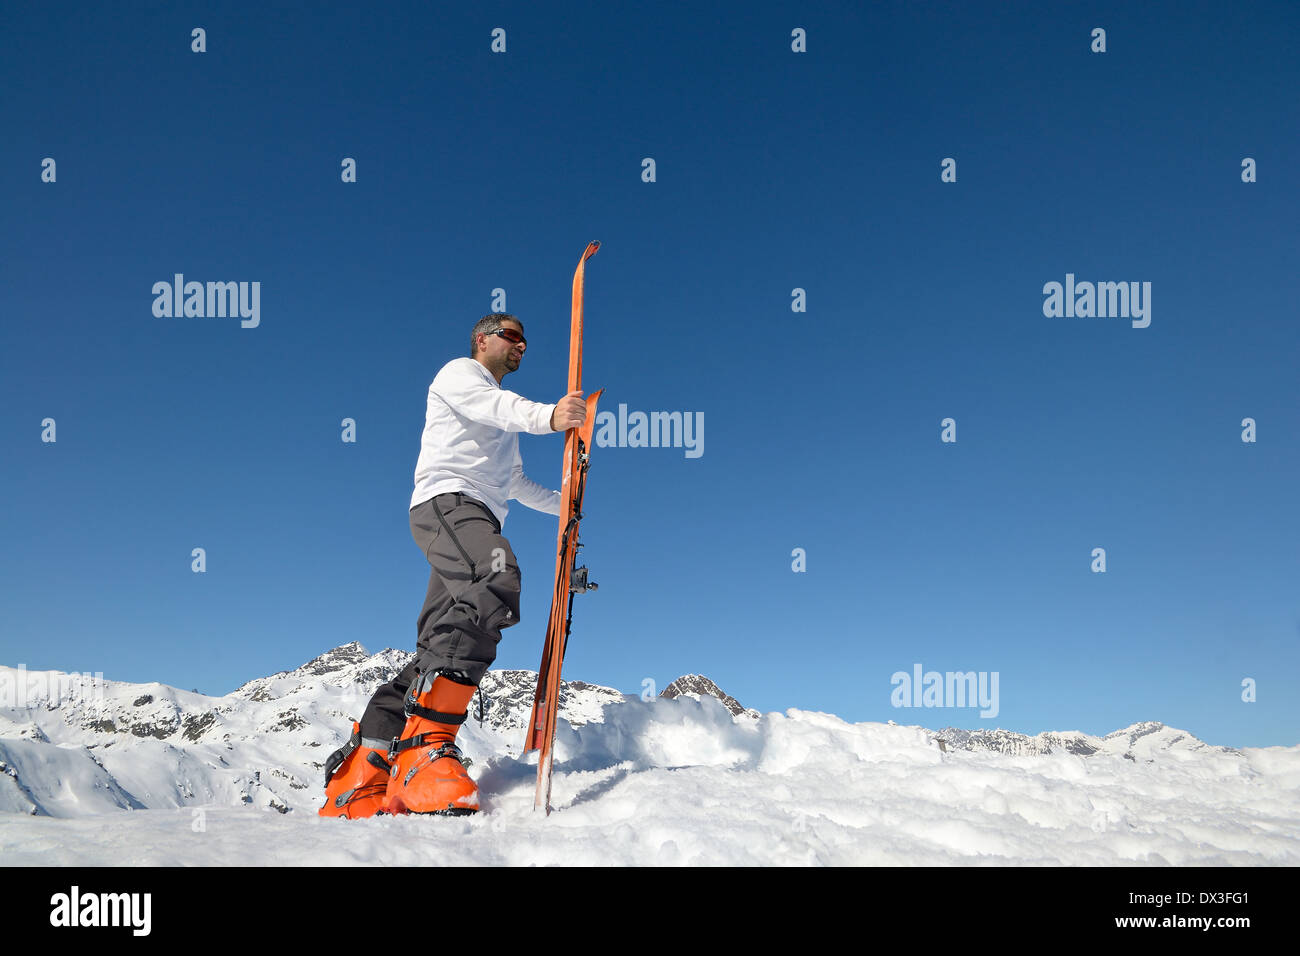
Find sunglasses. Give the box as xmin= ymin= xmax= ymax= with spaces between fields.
xmin=488 ymin=327 xmax=526 ymax=347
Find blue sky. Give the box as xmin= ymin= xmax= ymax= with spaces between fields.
xmin=2 ymin=0 xmax=1297 ymax=747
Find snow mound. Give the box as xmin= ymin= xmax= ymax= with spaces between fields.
xmin=1 ymin=650 xmax=1297 ymax=865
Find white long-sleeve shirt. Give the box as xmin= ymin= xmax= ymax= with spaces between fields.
xmin=410 ymin=357 xmax=561 ymax=529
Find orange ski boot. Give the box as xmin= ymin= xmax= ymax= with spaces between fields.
xmin=319 ymin=721 xmax=392 ymax=819
xmin=384 ymin=670 xmax=479 ymax=816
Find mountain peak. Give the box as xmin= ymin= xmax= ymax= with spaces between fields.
xmin=231 ymin=643 xmax=408 ymax=701
xmin=1104 ymin=721 xmax=1166 ymax=744
xmin=660 ymin=674 xmax=756 ymax=718
xmin=297 ymin=642 xmax=371 ymax=675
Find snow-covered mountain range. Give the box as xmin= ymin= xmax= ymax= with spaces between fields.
xmin=0 ymin=643 xmax=625 ymax=817
xmin=1 ymin=644 xmax=1296 ymax=865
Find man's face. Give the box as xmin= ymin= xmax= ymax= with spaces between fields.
xmin=479 ymin=320 xmax=526 ymax=376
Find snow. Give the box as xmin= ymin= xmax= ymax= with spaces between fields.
xmin=1 ymin=650 xmax=1297 ymax=865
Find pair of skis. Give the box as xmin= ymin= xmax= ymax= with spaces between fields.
xmin=523 ymin=240 xmax=602 ymax=814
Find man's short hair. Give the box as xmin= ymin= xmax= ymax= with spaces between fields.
xmin=470 ymin=313 xmax=524 ymax=357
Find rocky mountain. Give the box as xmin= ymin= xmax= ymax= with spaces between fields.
xmin=660 ymin=674 xmax=758 ymax=719
xmin=234 ymin=642 xmax=411 ymax=701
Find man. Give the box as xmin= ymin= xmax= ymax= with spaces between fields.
xmin=319 ymin=313 xmax=586 ymax=817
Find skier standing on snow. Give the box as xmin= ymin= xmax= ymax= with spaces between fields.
xmin=320 ymin=313 xmax=586 ymax=817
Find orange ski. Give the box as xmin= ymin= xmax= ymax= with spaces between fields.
xmin=525 ymin=240 xmax=602 ymax=814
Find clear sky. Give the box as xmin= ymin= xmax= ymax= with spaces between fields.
xmin=2 ymin=0 xmax=1297 ymax=747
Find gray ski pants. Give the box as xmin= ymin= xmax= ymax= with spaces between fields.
xmin=358 ymin=492 xmax=522 ymax=742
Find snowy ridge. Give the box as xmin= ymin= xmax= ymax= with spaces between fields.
xmin=932 ymin=720 xmax=1241 ymax=761
xmin=1 ymin=645 xmax=1298 ymax=865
